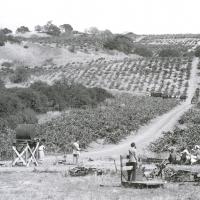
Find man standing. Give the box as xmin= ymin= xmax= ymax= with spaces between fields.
xmin=72 ymin=140 xmax=81 ymax=164
xmin=127 ymin=142 xmax=138 ymax=181
xmin=168 ymin=147 xmax=177 ymax=164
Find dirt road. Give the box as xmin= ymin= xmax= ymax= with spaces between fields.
xmin=83 ymin=58 xmax=199 ymax=159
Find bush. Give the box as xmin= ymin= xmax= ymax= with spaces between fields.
xmin=6 ymin=108 xmax=38 ymax=129
xmin=134 ymin=47 xmax=153 ymax=57
xmin=14 ymin=88 xmax=48 ymax=113
xmin=158 ymin=48 xmax=180 ymax=57
xmin=0 ymin=28 xmax=12 ymax=35
xmin=0 ymin=93 xmax=23 ymax=117
xmin=1 ymin=61 xmax=13 ymax=68
xmin=31 ymin=81 xmax=113 ymax=110
xmin=103 ymin=34 xmax=133 ymax=54
xmin=0 ymin=127 xmax=14 ymax=160
xmin=43 ymin=21 xmax=61 ymax=36
xmin=60 ymin=24 xmax=73 ymax=33
xmin=194 ymin=47 xmax=200 ymax=57
xmin=0 ymin=81 xmax=113 ymax=131
xmin=10 ymin=66 xmax=30 ymax=83
xmin=68 ymin=45 xmax=75 ymax=53
xmin=16 ymin=26 xmax=30 ymax=33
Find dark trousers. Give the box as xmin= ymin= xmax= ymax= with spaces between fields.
xmin=127 ymin=162 xmax=137 ymax=181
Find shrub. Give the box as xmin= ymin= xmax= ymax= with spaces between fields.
xmin=43 ymin=21 xmax=61 ymax=36
xmin=30 ymin=81 xmax=113 ymax=110
xmin=14 ymin=88 xmax=48 ymax=113
xmin=68 ymin=45 xmax=75 ymax=53
xmin=0 ymin=93 xmax=23 ymax=117
xmin=16 ymin=26 xmax=30 ymax=33
xmin=6 ymin=108 xmax=38 ymax=129
xmin=60 ymin=24 xmax=73 ymax=33
xmin=194 ymin=47 xmax=200 ymax=57
xmin=103 ymin=34 xmax=133 ymax=54
xmin=1 ymin=61 xmax=13 ymax=68
xmin=0 ymin=127 xmax=14 ymax=160
xmin=158 ymin=48 xmax=180 ymax=57
xmin=10 ymin=66 xmax=30 ymax=83
xmin=34 ymin=25 xmax=43 ymax=32
xmin=0 ymin=28 xmax=12 ymax=35
xmin=134 ymin=47 xmax=153 ymax=57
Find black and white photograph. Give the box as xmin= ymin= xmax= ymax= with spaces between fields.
xmin=0 ymin=0 xmax=200 ymax=199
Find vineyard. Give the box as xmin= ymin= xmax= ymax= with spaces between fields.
xmin=140 ymin=37 xmax=200 ymax=48
xmin=150 ymin=105 xmax=200 ymax=152
xmin=36 ymin=94 xmax=179 ymax=153
xmin=29 ymin=57 xmax=193 ymax=98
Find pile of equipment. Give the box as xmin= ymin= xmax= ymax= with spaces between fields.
xmin=69 ymin=166 xmax=103 ymax=176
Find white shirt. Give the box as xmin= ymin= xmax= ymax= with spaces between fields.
xmin=73 ymin=142 xmax=80 ymax=155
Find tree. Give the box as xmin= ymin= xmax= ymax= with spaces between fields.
xmin=0 ymin=28 xmax=12 ymax=35
xmin=85 ymin=27 xmax=100 ymax=35
xmin=16 ymin=26 xmax=30 ymax=33
xmin=103 ymin=34 xmax=134 ymax=54
xmin=43 ymin=21 xmax=61 ymax=36
xmin=98 ymin=29 xmax=113 ymax=43
xmin=60 ymin=24 xmax=73 ymax=33
xmin=0 ymin=32 xmax=6 ymax=46
xmin=34 ymin=25 xmax=43 ymax=32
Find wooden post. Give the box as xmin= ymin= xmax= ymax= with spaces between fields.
xmin=120 ymin=155 xmax=123 ymax=184
xmin=25 ymin=142 xmax=28 ymax=164
xmin=113 ymin=159 xmax=118 ymax=173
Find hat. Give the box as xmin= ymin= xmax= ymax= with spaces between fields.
xmin=168 ymin=146 xmax=176 ymax=152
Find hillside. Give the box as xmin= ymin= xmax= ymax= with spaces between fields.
xmin=0 ymin=41 xmax=132 ymax=67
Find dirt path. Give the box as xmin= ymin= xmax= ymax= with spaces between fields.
xmin=82 ymin=58 xmax=199 ymax=160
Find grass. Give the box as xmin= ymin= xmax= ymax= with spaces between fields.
xmin=0 ymin=169 xmax=200 ymax=200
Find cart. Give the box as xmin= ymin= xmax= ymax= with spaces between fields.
xmin=120 ymin=155 xmax=164 ymax=189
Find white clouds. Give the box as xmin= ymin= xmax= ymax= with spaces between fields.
xmin=0 ymin=0 xmax=199 ymax=34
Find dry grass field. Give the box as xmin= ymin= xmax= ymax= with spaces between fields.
xmin=0 ymin=160 xmax=200 ymax=200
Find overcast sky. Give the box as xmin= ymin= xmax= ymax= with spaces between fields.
xmin=0 ymin=0 xmax=199 ymax=34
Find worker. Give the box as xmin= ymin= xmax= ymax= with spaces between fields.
xmin=38 ymin=139 xmax=46 ymax=162
xmin=72 ymin=139 xmax=81 ymax=164
xmin=180 ymin=147 xmax=191 ymax=164
xmin=192 ymin=145 xmax=200 ymax=163
xmin=127 ymin=142 xmax=138 ymax=181
xmin=168 ymin=147 xmax=177 ymax=164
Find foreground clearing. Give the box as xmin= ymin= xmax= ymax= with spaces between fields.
xmin=0 ymin=167 xmax=200 ymax=200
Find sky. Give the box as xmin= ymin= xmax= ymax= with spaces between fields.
xmin=0 ymin=0 xmax=200 ymax=34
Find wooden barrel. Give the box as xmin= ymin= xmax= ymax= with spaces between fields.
xmin=15 ymin=124 xmax=36 ymax=141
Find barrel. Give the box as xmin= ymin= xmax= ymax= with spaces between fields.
xmin=15 ymin=124 xmax=36 ymax=141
